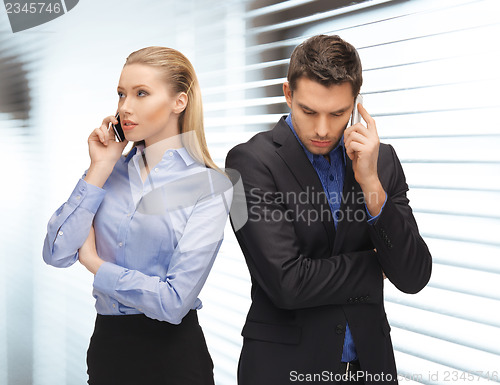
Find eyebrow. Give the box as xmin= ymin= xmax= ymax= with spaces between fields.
xmin=298 ymin=102 xmax=350 ymax=115
xmin=117 ymin=84 xmax=151 ymax=91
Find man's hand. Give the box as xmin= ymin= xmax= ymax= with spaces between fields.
xmin=78 ymin=226 xmax=104 ymax=275
xmin=344 ymin=104 xmax=385 ymax=216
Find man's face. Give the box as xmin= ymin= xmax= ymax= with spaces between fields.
xmin=283 ymin=77 xmax=355 ymax=155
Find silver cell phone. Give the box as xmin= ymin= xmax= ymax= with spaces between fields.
xmin=350 ymin=94 xmax=363 ymax=126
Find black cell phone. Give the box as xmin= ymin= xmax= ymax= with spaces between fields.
xmin=112 ymin=113 xmax=125 ymax=142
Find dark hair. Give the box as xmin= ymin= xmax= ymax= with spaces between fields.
xmin=287 ymin=35 xmax=362 ymax=96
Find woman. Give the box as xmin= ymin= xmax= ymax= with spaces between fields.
xmin=43 ymin=47 xmax=232 ymax=384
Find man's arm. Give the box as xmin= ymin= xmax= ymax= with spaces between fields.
xmin=226 ymin=143 xmax=384 ymax=310
xmin=344 ymin=104 xmax=431 ymax=294
xmin=368 ymin=144 xmax=432 ymax=294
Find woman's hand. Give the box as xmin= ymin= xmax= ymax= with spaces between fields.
xmin=85 ymin=115 xmax=128 ymax=188
xmin=78 ymin=226 xmax=104 ymax=275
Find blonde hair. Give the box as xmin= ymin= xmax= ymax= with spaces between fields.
xmin=124 ymin=46 xmax=219 ymax=170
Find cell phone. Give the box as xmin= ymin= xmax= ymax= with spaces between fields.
xmin=112 ymin=113 xmax=125 ymax=142
xmin=350 ymin=94 xmax=363 ymax=126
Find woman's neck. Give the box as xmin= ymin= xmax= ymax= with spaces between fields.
xmin=140 ymin=134 xmax=183 ymax=182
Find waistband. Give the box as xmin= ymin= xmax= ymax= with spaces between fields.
xmin=94 ymin=309 xmax=199 ymax=336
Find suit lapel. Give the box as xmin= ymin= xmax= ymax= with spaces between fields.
xmin=273 ymin=118 xmax=336 ymax=247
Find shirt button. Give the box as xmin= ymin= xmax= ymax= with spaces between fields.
xmin=76 ymin=195 xmax=81 ymax=200
xmin=58 ymin=231 xmax=63 ymax=236
xmin=329 ymin=175 xmax=334 ymax=181
xmin=168 ymin=152 xmax=173 ymax=157
xmin=154 ymin=168 xmax=159 ymax=173
xmin=118 ymin=242 xmax=123 ymax=247
xmin=112 ymin=303 xmax=116 ymax=309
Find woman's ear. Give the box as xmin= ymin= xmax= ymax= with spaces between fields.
xmin=173 ymin=92 xmax=188 ymax=114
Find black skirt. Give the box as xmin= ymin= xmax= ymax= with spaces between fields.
xmin=87 ymin=310 xmax=215 ymax=385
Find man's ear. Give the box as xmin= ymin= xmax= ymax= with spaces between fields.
xmin=173 ymin=92 xmax=188 ymax=114
xmin=283 ymin=82 xmax=293 ymax=109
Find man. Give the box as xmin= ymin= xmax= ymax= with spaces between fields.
xmin=225 ymin=35 xmax=432 ymax=384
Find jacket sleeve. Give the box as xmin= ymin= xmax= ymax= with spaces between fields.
xmin=368 ymin=145 xmax=432 ymax=294
xmin=42 ymin=178 xmax=106 ymax=268
xmin=226 ymin=144 xmax=384 ymax=310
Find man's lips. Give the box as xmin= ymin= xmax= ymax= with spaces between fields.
xmin=122 ymin=120 xmax=137 ymax=130
xmin=310 ymin=140 xmax=332 ymax=148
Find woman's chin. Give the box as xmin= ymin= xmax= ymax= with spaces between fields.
xmin=124 ymin=133 xmax=144 ymax=143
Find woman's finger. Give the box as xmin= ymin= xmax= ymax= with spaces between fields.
xmin=90 ymin=127 xmax=106 ymax=145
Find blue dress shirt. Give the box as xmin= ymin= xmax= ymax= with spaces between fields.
xmin=285 ymin=114 xmax=386 ymax=362
xmin=43 ymin=145 xmax=233 ymax=324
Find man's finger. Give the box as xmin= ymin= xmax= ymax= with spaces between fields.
xmin=346 ymin=123 xmax=370 ymax=139
xmin=358 ymin=103 xmax=375 ymax=128
xmin=344 ymin=131 xmax=368 ymax=149
xmin=346 ymin=141 xmax=364 ymax=154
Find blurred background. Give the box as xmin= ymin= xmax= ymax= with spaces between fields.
xmin=0 ymin=0 xmax=499 ymax=384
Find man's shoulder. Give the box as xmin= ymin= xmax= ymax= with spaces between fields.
xmin=376 ymin=142 xmax=407 ymax=193
xmin=378 ymin=142 xmax=393 ymax=157
xmin=227 ymin=118 xmax=289 ymax=160
xmin=378 ymin=142 xmax=399 ymax=166
xmin=231 ymin=129 xmax=273 ymax=153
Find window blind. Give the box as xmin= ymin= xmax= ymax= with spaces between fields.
xmin=0 ymin=13 xmax=47 ymax=384
xmin=199 ymin=0 xmax=500 ymax=384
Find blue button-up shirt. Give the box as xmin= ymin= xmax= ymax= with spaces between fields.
xmin=285 ymin=114 xmax=386 ymax=362
xmin=43 ymin=145 xmax=233 ymax=324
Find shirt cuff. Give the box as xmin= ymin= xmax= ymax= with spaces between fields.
xmin=69 ymin=179 xmax=106 ymax=214
xmin=93 ymin=262 xmax=125 ymax=296
xmin=365 ymin=192 xmax=387 ymax=225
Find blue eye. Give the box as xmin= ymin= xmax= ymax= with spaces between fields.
xmin=117 ymin=92 xmax=124 ymax=98
xmin=138 ymin=90 xmax=148 ymax=97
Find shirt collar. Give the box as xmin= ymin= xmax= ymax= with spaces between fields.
xmin=175 ymin=147 xmax=196 ymax=167
xmin=125 ymin=145 xmax=139 ymax=163
xmin=285 ymin=113 xmax=346 ymax=165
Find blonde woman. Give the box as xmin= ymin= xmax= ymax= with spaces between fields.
xmin=43 ymin=47 xmax=232 ymax=385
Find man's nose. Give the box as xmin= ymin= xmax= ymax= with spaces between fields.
xmin=315 ymin=116 xmax=329 ymax=138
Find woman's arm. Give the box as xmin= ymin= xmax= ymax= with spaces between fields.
xmin=78 ymin=225 xmax=104 ymax=274
xmin=42 ymin=115 xmax=128 ymax=268
xmin=42 ymin=178 xmax=106 ymax=268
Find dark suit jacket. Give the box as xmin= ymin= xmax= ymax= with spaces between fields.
xmin=225 ymin=117 xmax=432 ymax=385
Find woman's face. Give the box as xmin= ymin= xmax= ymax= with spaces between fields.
xmin=117 ymin=64 xmax=186 ymax=147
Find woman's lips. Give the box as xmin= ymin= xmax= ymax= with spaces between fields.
xmin=122 ymin=120 xmax=137 ymax=130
